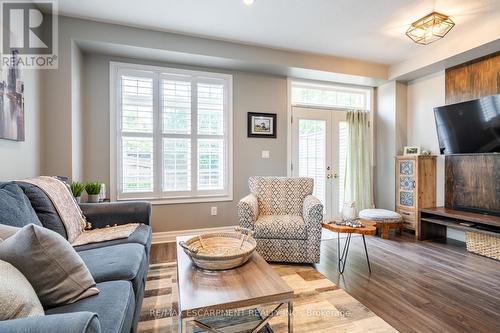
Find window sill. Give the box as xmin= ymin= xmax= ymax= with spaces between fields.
xmin=116 ymin=195 xmax=233 ymax=205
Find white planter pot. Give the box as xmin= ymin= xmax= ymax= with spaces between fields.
xmin=75 ymin=196 xmax=81 ymax=203
xmin=87 ymin=194 xmax=100 ymax=203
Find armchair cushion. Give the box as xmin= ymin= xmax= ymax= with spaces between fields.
xmin=254 ymin=215 xmax=307 ymax=240
xmin=249 ymin=177 xmax=313 ymax=215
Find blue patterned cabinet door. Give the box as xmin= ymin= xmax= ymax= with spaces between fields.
xmin=400 ymin=160 xmax=414 ymax=175
xmin=400 ymin=176 xmax=414 ymax=191
xmin=400 ymin=191 xmax=414 ymax=207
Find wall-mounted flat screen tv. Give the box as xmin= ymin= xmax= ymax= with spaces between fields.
xmin=434 ymin=94 xmax=500 ymax=154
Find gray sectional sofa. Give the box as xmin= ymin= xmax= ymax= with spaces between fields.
xmin=0 ymin=182 xmax=152 ymax=333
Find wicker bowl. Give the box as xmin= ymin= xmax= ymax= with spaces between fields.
xmin=179 ymin=227 xmax=256 ymax=270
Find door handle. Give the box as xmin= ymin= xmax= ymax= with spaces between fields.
xmin=327 ymin=173 xmax=338 ymax=179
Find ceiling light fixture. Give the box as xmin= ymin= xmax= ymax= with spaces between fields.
xmin=406 ymin=12 xmax=455 ymax=45
xmin=243 ymin=0 xmax=255 ymax=5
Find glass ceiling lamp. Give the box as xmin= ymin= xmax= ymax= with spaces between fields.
xmin=406 ymin=12 xmax=455 ymax=45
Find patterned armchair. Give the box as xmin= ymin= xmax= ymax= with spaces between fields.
xmin=238 ymin=177 xmax=323 ymax=263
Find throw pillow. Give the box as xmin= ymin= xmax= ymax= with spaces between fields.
xmin=0 ymin=224 xmax=99 ymax=307
xmin=0 ymin=259 xmax=44 ymax=320
xmin=0 ymin=182 xmax=42 ymax=228
xmin=0 ymin=224 xmax=20 ymax=240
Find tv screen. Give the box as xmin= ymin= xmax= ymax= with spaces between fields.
xmin=434 ymin=94 xmax=500 ymax=154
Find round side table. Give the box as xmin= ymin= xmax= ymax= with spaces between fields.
xmin=322 ymin=219 xmax=376 ymax=274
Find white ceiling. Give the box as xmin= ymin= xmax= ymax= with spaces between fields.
xmin=58 ymin=0 xmax=500 ymax=66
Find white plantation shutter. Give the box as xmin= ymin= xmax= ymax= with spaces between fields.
xmin=113 ymin=63 xmax=232 ymax=202
xmin=120 ymin=74 xmax=154 ymax=193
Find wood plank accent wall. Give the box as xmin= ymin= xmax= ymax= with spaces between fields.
xmin=445 ymin=154 xmax=500 ymax=214
xmin=445 ymin=52 xmax=500 ymax=104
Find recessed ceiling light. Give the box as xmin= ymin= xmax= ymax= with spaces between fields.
xmin=406 ymin=12 xmax=455 ymax=45
xmin=243 ymin=0 xmax=255 ymax=5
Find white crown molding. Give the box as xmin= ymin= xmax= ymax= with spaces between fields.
xmin=152 ymin=225 xmax=238 ymax=244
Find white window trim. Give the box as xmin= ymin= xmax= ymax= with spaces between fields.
xmin=110 ymin=61 xmax=233 ymax=204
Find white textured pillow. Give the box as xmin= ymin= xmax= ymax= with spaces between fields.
xmin=0 ymin=260 xmax=44 ymax=320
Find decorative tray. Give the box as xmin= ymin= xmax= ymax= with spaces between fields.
xmin=179 ymin=227 xmax=256 ymax=270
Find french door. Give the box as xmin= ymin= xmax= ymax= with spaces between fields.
xmin=291 ymin=107 xmax=348 ymax=218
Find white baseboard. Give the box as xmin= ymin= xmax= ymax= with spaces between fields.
xmin=152 ymin=225 xmax=238 ymax=244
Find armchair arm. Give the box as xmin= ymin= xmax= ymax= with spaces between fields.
xmin=0 ymin=312 xmax=100 ymax=333
xmin=303 ymin=195 xmax=324 ymax=228
xmin=237 ymin=194 xmax=259 ymax=229
xmin=80 ymin=201 xmax=151 ymax=229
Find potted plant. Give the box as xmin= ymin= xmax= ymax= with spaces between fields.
xmin=85 ymin=181 xmax=102 ymax=203
xmin=70 ymin=182 xmax=86 ymax=203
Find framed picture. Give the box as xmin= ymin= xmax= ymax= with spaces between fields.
xmin=0 ymin=52 xmax=25 ymax=141
xmin=247 ymin=112 xmax=276 ymax=138
xmin=403 ymin=146 xmax=421 ymax=156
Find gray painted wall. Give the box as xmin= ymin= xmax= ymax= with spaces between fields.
xmin=82 ymin=54 xmax=287 ymax=232
xmin=0 ymin=69 xmax=42 ymax=181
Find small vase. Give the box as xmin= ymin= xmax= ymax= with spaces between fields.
xmin=75 ymin=196 xmax=81 ymax=204
xmin=88 ymin=194 xmax=100 ymax=203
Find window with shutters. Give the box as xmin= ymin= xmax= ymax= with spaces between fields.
xmin=110 ymin=62 xmax=233 ymax=203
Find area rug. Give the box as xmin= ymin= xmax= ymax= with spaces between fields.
xmin=138 ymin=262 xmax=397 ymax=333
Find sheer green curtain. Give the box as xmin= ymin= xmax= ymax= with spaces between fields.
xmin=344 ymin=110 xmax=373 ymax=211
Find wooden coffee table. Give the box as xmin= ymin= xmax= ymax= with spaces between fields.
xmin=322 ymin=219 xmax=376 ymax=274
xmin=176 ymin=236 xmax=294 ymax=333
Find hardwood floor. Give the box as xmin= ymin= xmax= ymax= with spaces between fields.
xmin=316 ymin=233 xmax=500 ymax=333
xmin=150 ymin=234 xmax=500 ymax=333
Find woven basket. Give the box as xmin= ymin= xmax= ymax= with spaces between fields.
xmin=179 ymin=227 xmax=257 ymax=270
xmin=465 ymin=232 xmax=500 ymax=260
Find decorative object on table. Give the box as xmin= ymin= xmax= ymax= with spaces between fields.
xmin=69 ymin=182 xmax=86 ymax=203
xmin=345 ymin=218 xmax=364 ymax=228
xmin=359 ymin=209 xmax=403 ymax=240
xmin=421 ymin=150 xmax=431 ymax=156
xmin=238 ymin=176 xmax=323 ymax=263
xmin=342 ymin=201 xmax=357 ymax=221
xmin=247 ymin=112 xmax=276 ymax=138
xmin=179 ymin=227 xmax=257 ymax=270
xmin=98 ymin=183 xmax=106 ymax=202
xmin=85 ymin=182 xmax=102 ymax=203
xmin=0 ymin=51 xmax=25 ymax=141
xmin=395 ymin=155 xmax=436 ymax=234
xmin=322 ymin=219 xmax=377 ymax=274
xmin=403 ymin=146 xmax=421 ymax=156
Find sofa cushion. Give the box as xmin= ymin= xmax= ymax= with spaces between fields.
xmin=0 ymin=182 xmax=42 ymax=228
xmin=0 ymin=260 xmax=44 ymax=320
xmin=0 ymin=311 xmax=101 ymax=333
xmin=46 ymin=281 xmax=135 ymax=333
xmin=78 ymin=243 xmax=148 ymax=295
xmin=15 ymin=182 xmax=68 ymax=239
xmin=254 ymin=215 xmax=308 ymax=240
xmin=0 ymin=224 xmax=99 ymax=308
xmin=73 ymin=224 xmax=152 ymax=255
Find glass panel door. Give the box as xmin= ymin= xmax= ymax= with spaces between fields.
xmin=291 ymin=107 xmax=347 ymax=218
xmin=298 ymin=118 xmax=327 ymax=206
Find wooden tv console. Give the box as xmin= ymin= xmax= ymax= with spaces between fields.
xmin=419 ymin=207 xmax=500 ymax=241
